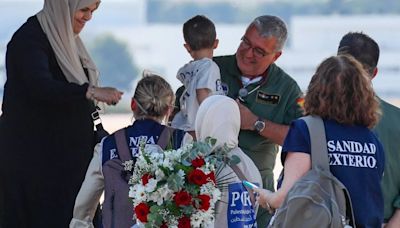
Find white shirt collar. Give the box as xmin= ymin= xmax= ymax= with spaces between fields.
xmin=241 ymin=76 xmax=263 ymax=87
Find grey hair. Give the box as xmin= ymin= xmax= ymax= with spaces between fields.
xmin=249 ymin=15 xmax=288 ymax=52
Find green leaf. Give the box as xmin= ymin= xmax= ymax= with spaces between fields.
xmin=185 ymin=183 xmax=200 ymax=195
xmin=166 ymin=202 xmax=180 ymax=216
xmin=181 ymin=205 xmax=195 ymax=215
xmin=158 ymin=165 xmax=170 ymax=176
xmin=156 ymin=180 xmax=167 ymax=188
xmin=229 ymin=155 xmax=241 ymax=165
xmin=167 ymin=173 xmax=184 ymax=192
xmin=150 ymin=205 xmax=162 ymax=213
xmin=143 ymin=153 xmax=151 ymax=164
xmin=174 ymin=164 xmax=192 ymax=173
xmin=205 ymin=137 xmax=217 ymax=147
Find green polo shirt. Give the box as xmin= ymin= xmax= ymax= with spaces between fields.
xmin=214 ymin=54 xmax=303 ymax=192
xmin=374 ymin=97 xmax=400 ymax=221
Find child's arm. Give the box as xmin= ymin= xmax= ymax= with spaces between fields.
xmin=196 ymin=88 xmax=211 ymax=104
xmin=70 ymin=143 xmax=105 ymax=227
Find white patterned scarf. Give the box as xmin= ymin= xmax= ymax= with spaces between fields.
xmin=36 ymin=0 xmax=99 ymax=86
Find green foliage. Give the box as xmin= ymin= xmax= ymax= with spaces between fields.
xmin=166 ymin=201 xmax=180 ymax=213
xmin=181 ymin=205 xmax=196 ymax=215
xmin=89 ymin=34 xmax=139 ymax=91
xmin=229 ymin=155 xmax=241 ymax=166
xmin=148 ymin=205 xmax=164 ymax=226
xmin=167 ymin=172 xmax=184 ymax=192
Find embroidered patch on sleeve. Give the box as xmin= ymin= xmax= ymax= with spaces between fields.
xmin=296 ymin=97 xmax=305 ymax=108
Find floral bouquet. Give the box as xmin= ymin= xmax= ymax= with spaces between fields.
xmin=124 ymin=137 xmax=235 ymax=228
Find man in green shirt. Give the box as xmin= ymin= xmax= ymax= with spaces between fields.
xmin=338 ymin=32 xmax=400 ymax=227
xmin=214 ymin=15 xmax=303 ymax=227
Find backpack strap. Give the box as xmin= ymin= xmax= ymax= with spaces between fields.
xmin=300 ymin=115 xmax=330 ymax=171
xmin=114 ymin=128 xmax=133 ymax=162
xmin=230 ymin=164 xmax=256 ymax=207
xmin=301 ymin=115 xmax=355 ymax=227
xmin=157 ymin=126 xmax=174 ymax=150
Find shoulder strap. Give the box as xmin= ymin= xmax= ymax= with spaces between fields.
xmin=301 ymin=115 xmax=356 ymax=226
xmin=230 ymin=164 xmax=256 ymax=207
xmin=157 ymin=126 xmax=174 ymax=150
xmin=114 ymin=129 xmax=132 ymax=162
xmin=301 ymin=115 xmax=330 ymax=170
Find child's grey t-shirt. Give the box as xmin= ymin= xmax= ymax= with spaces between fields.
xmin=171 ymin=57 xmax=224 ymax=131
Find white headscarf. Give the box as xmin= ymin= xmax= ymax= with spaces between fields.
xmin=36 ymin=0 xmax=99 ymax=86
xmin=195 ymin=95 xmax=240 ymax=149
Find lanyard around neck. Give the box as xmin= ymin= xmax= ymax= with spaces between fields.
xmin=237 ymin=74 xmax=268 ymax=100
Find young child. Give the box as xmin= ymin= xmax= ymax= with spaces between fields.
xmin=171 ymin=15 xmax=224 ymax=139
xmin=70 ymin=72 xmax=185 ymax=228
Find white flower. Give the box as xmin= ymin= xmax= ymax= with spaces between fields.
xmin=212 ymin=188 xmax=221 ymax=204
xmin=149 ymin=185 xmax=173 ymax=206
xmin=162 ymin=157 xmax=173 ymax=170
xmin=190 ymin=210 xmax=215 ymax=228
xmin=144 ymin=144 xmax=163 ymax=154
xmin=144 ymin=178 xmax=157 ymax=192
xmin=155 ymin=168 xmax=165 ymax=181
xmin=128 ymin=186 xmax=135 ymax=198
xmin=123 ymin=160 xmax=134 ymax=171
xmin=130 ymin=184 xmax=147 ymax=205
xmin=177 ymin=169 xmax=185 ymax=179
xmin=148 ymin=191 xmax=164 ymax=206
xmin=190 ymin=211 xmax=205 ymax=228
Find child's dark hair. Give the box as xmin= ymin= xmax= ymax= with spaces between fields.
xmin=183 ymin=15 xmax=216 ymax=51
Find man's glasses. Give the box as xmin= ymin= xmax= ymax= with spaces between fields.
xmin=240 ymin=37 xmax=270 ymax=58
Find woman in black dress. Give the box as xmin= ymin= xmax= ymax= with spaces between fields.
xmin=0 ymin=0 xmax=122 ymax=227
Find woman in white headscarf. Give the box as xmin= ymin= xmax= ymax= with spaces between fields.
xmin=0 ymin=0 xmax=122 ymax=227
xmin=195 ymin=95 xmax=263 ymax=228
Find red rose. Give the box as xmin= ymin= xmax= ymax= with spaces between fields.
xmin=196 ymin=194 xmax=211 ymax=211
xmin=160 ymin=222 xmax=168 ymax=228
xmin=178 ymin=216 xmax=191 ymax=228
xmin=173 ymin=191 xmax=192 ymax=206
xmin=207 ymin=172 xmax=216 ymax=184
xmin=141 ymin=173 xmax=152 ymax=185
xmin=134 ymin=203 xmax=150 ymax=223
xmin=191 ymin=157 xmax=205 ymax=168
xmin=188 ymin=169 xmax=208 ymax=186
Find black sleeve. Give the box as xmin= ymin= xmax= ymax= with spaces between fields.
xmin=6 ymin=21 xmax=89 ymax=105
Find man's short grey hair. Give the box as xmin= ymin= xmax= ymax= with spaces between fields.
xmin=249 ymin=15 xmax=288 ymax=52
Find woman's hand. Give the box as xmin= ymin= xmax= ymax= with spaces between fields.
xmin=87 ymin=85 xmax=123 ymax=105
xmin=253 ymin=188 xmax=275 ymax=214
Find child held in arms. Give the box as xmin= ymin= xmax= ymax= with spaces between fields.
xmin=171 ymin=15 xmax=225 ymax=140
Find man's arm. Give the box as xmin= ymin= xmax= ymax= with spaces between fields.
xmin=237 ymin=100 xmax=289 ymax=145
